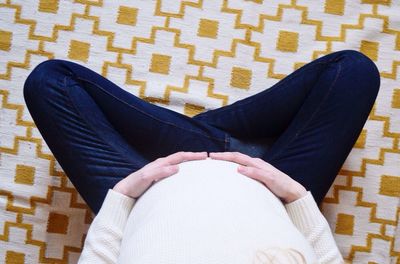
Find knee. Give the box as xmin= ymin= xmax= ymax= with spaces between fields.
xmin=23 ymin=59 xmax=69 ymax=105
xmin=338 ymin=49 xmax=381 ymax=96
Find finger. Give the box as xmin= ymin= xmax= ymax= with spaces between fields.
xmin=209 ymin=152 xmax=266 ymax=169
xmin=209 ymin=152 xmax=252 ymax=165
xmin=164 ymin=151 xmax=208 ymax=166
xmin=237 ymin=166 xmax=275 ymax=186
xmin=146 ymin=151 xmax=207 ymax=169
xmin=237 ymin=166 xmax=264 ymax=183
xmin=141 ymin=164 xmax=180 ymax=182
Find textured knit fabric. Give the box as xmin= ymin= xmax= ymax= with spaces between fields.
xmin=78 ymin=158 xmax=344 ymax=264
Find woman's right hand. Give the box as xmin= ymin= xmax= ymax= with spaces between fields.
xmin=209 ymin=151 xmax=308 ymax=204
xmin=113 ymin=151 xmax=208 ymax=199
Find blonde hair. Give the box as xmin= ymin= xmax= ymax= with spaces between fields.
xmin=253 ymin=247 xmax=307 ymax=264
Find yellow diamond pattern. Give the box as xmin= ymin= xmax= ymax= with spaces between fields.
xmin=5 ymin=251 xmax=25 ymax=264
xmin=0 ymin=30 xmax=12 ymax=51
xmin=0 ymin=0 xmax=399 ymax=263
xmin=14 ymin=164 xmax=35 ymax=186
xmin=198 ymin=18 xmax=219 ymax=39
xmin=360 ymin=40 xmax=380 ymax=61
xmin=231 ymin=66 xmax=252 ymax=89
xmin=324 ymin=0 xmax=345 ymax=16
xmin=336 ymin=213 xmax=355 ymax=236
xmin=276 ymin=30 xmax=299 ymax=52
xmin=117 ymin=6 xmax=138 ymax=26
xmin=380 ymin=175 xmax=400 ymax=197
xmin=38 ymin=0 xmax=59 ymax=14
xmin=149 ymin=53 xmax=171 ymax=75
xmin=68 ymin=40 xmax=91 ymax=63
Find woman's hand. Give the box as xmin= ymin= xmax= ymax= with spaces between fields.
xmin=113 ymin=151 xmax=208 ymax=199
xmin=209 ymin=152 xmax=308 ymax=204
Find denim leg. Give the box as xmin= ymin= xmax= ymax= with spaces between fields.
xmin=194 ymin=49 xmax=380 ymax=205
xmin=194 ymin=50 xmax=348 ymax=159
xmin=228 ymin=136 xmax=277 ymax=158
xmin=192 ymin=50 xmax=353 ymax=139
xmin=263 ymin=50 xmax=380 ymax=205
xmin=23 ymin=59 xmax=227 ymax=214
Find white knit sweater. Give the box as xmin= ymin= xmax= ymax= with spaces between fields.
xmin=77 ymin=158 xmax=344 ymax=264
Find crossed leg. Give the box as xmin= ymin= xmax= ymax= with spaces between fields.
xmin=23 ymin=59 xmax=228 ymax=214
xmin=23 ymin=49 xmax=380 ymax=214
xmin=193 ymin=49 xmax=381 ymax=205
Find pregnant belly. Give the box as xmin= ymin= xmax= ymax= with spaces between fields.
xmin=119 ymin=158 xmax=317 ymax=263
xmin=132 ymin=158 xmax=289 ymax=222
xmin=146 ymin=158 xmax=286 ymax=212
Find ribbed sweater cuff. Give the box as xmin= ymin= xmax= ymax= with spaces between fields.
xmin=97 ymin=189 xmax=136 ymax=227
xmin=284 ymin=191 xmax=326 ymax=231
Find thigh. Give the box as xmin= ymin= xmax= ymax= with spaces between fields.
xmin=23 ymin=59 xmax=227 ymax=214
xmin=192 ymin=50 xmax=352 ymax=139
xmin=202 ymin=49 xmax=380 ymax=205
xmin=46 ymin=59 xmax=228 ymax=159
xmin=24 ymin=60 xmax=149 ymax=214
xmin=262 ymin=50 xmax=380 ymax=205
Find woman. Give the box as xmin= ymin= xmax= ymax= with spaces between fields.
xmin=23 ymin=49 xmax=380 ymax=263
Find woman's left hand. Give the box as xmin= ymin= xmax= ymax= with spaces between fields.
xmin=113 ymin=151 xmax=208 ymax=199
xmin=209 ymin=151 xmax=307 ymax=204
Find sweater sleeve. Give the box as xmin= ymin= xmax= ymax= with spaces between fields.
xmin=78 ymin=189 xmax=136 ymax=264
xmin=284 ymin=191 xmax=345 ymax=264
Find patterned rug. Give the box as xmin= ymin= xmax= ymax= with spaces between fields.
xmin=1 ymin=0 xmax=399 ymax=263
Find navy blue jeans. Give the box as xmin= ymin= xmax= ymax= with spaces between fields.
xmin=23 ymin=49 xmax=380 ymax=214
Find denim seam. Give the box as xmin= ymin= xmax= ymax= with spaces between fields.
xmin=267 ymin=60 xmax=343 ymax=161
xmin=198 ymin=58 xmax=340 ymax=118
xmin=63 ymin=76 xmax=137 ymax=166
xmin=75 ymin=76 xmax=226 ymax=143
xmin=36 ymin=77 xmax=95 ymax=172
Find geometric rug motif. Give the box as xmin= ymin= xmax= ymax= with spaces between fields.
xmin=0 ymin=0 xmax=399 ymax=263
